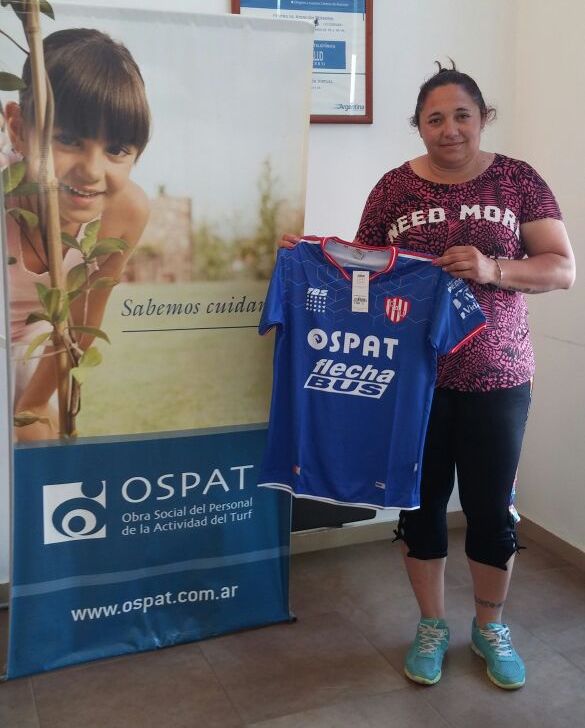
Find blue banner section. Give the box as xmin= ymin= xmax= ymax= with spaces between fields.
xmin=241 ymin=1 xmax=366 ymax=14
xmin=313 ymin=40 xmax=345 ymax=69
xmin=8 ymin=428 xmax=291 ymax=678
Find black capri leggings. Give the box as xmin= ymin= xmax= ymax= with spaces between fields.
xmin=396 ymin=381 xmax=532 ymax=570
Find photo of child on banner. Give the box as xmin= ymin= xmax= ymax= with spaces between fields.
xmin=1 ymin=3 xmax=310 ymax=442
xmin=2 ymin=23 xmax=151 ymax=442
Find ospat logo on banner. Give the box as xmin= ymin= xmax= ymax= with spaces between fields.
xmin=43 ymin=482 xmax=107 ymax=544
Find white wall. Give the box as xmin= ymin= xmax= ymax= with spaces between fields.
xmin=513 ymin=0 xmax=585 ymax=551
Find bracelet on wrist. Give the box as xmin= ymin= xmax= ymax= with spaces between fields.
xmin=492 ymin=257 xmax=503 ymax=288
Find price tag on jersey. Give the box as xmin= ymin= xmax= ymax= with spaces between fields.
xmin=352 ymin=270 xmax=369 ymax=312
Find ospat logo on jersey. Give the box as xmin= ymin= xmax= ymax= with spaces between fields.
xmin=304 ymin=328 xmax=399 ymax=399
xmin=43 ymin=481 xmax=107 ymax=544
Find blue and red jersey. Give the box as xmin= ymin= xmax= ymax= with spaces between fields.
xmin=258 ymin=237 xmax=486 ymax=509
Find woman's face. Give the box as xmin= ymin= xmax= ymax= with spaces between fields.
xmin=6 ymin=102 xmax=138 ymax=230
xmin=417 ymin=83 xmax=484 ymax=169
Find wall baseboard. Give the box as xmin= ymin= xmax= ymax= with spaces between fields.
xmin=291 ymin=511 xmax=466 ymax=555
xmin=0 ymin=582 xmax=7 ymax=607
xmin=518 ymin=517 xmax=585 ymax=572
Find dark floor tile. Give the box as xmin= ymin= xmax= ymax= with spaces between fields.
xmin=424 ymin=652 xmax=585 ymax=728
xmin=505 ymin=566 xmax=585 ymax=639
xmin=512 ymin=534 xmax=569 ymax=579
xmin=247 ymin=689 xmax=450 ymax=728
xmin=200 ymin=611 xmax=403 ymax=723
xmin=561 ymin=648 xmax=585 ymax=673
xmin=291 ymin=540 xmax=413 ymax=618
xmin=0 ymin=678 xmax=40 ymax=728
xmin=32 ymin=643 xmax=242 ymax=728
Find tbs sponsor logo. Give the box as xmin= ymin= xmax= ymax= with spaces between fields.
xmin=306 ymin=287 xmax=328 ymax=313
xmin=43 ymin=481 xmax=107 ymax=544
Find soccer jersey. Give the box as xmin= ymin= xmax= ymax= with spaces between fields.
xmin=258 ymin=237 xmax=486 ymax=510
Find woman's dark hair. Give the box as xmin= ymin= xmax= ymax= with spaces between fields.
xmin=20 ymin=28 xmax=150 ymax=156
xmin=410 ymin=60 xmax=496 ymax=128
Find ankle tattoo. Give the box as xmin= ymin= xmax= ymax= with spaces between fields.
xmin=474 ymin=594 xmax=505 ymax=609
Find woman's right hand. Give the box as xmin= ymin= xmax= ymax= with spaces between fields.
xmin=278 ymin=234 xmax=302 ymax=250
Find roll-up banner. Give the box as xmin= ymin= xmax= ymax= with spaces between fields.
xmin=0 ymin=4 xmax=313 ymax=678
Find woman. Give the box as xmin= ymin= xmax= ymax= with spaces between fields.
xmin=280 ymin=64 xmax=575 ymax=689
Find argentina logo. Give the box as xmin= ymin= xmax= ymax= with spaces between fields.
xmin=42 ymin=481 xmax=107 ymax=544
xmin=385 ymin=296 xmax=410 ymax=324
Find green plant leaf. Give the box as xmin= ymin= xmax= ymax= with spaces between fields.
xmin=90 ymin=277 xmax=119 ymax=289
xmin=70 ymin=367 xmax=87 ymax=385
xmin=61 ymin=232 xmax=81 ymax=250
xmin=0 ymin=72 xmax=25 ymax=91
xmin=24 ymin=332 xmax=51 ymax=360
xmin=69 ymin=325 xmax=110 ymax=344
xmin=8 ymin=207 xmax=39 ymax=228
xmin=66 ymin=263 xmax=88 ymax=292
xmin=79 ymin=346 xmax=102 ymax=368
xmin=44 ymin=288 xmax=61 ymax=319
xmin=35 ymin=282 xmax=49 ymax=306
xmin=2 ymin=160 xmax=26 ymax=194
xmin=80 ymin=219 xmax=101 ymax=255
xmin=39 ymin=0 xmax=55 ymax=19
xmin=25 ymin=310 xmax=51 ymax=325
xmin=87 ymin=238 xmax=128 ymax=260
xmin=7 ymin=256 xmax=17 ymax=265
xmin=14 ymin=411 xmax=50 ymax=428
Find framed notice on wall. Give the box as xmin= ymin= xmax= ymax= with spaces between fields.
xmin=231 ymin=1 xmax=373 ymax=124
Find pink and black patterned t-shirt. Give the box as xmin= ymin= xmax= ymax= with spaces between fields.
xmin=356 ymin=154 xmax=562 ymax=392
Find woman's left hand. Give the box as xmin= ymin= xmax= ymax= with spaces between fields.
xmin=432 ymin=245 xmax=499 ymax=285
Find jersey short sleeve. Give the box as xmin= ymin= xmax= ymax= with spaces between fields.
xmin=259 ymin=249 xmax=287 ymax=335
xmin=430 ymin=272 xmax=487 ymax=355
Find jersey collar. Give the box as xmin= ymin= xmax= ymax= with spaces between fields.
xmin=319 ymin=236 xmax=398 ymax=281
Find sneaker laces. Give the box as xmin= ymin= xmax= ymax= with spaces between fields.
xmin=478 ymin=624 xmax=513 ymax=657
xmin=416 ymin=622 xmax=448 ymax=655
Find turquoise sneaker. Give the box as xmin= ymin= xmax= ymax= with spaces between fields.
xmin=404 ymin=618 xmax=449 ymax=685
xmin=471 ymin=619 xmax=526 ymax=689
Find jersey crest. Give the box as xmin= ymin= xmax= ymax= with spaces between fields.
xmin=385 ymin=296 xmax=410 ymax=323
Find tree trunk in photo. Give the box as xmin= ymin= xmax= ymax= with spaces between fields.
xmin=24 ymin=0 xmax=73 ymax=436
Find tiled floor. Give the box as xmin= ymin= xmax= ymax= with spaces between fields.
xmin=1 ymin=527 xmax=584 ymax=727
